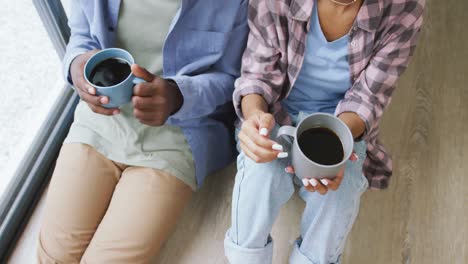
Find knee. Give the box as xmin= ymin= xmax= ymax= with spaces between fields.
xmin=37 ymin=224 xmax=89 ymax=263
xmin=37 ymin=232 xmax=78 ymax=264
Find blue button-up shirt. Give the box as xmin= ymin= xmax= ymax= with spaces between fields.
xmin=63 ymin=0 xmax=248 ymax=186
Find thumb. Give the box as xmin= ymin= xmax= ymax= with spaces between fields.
xmin=131 ymin=64 xmax=154 ymax=82
xmin=258 ymin=113 xmax=275 ymax=136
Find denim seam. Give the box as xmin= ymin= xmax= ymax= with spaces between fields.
xmin=298 ymin=193 xmax=328 ymax=262
xmin=329 ymin=159 xmax=365 ymax=261
xmin=331 ymin=193 xmax=362 ymax=262
xmin=356 ymin=141 xmax=369 ymax=191
xmin=301 ymin=189 xmax=361 ymax=263
xmin=234 ymin=155 xmax=246 ymax=245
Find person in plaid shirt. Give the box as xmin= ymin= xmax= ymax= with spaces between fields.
xmin=224 ymin=0 xmax=424 ymax=263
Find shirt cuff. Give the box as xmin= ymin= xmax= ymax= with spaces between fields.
xmin=335 ymin=99 xmax=373 ymax=140
xmin=233 ymin=86 xmax=273 ymax=122
xmin=167 ymin=75 xmax=197 ymax=120
xmin=63 ymin=49 xmax=89 ymax=86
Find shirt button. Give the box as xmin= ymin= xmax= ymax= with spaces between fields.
xmin=353 ymin=26 xmax=358 ymax=31
xmin=108 ymin=26 xmax=114 ymax=32
xmin=351 ymin=41 xmax=357 ymax=47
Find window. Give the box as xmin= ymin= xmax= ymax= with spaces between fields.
xmin=0 ymin=1 xmax=63 ymax=196
xmin=0 ymin=0 xmax=73 ymax=260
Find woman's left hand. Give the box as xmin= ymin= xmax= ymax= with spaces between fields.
xmin=285 ymin=152 xmax=358 ymax=195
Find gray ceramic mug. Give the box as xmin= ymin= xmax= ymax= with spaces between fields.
xmin=277 ymin=113 xmax=354 ymax=179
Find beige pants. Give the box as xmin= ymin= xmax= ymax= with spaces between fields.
xmin=37 ymin=143 xmax=193 ymax=264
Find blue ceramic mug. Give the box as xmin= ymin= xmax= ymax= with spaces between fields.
xmin=83 ymin=48 xmax=145 ymax=108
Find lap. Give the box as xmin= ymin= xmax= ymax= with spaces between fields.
xmin=39 ymin=143 xmax=123 ymax=262
xmin=234 ymin=139 xmax=368 ymax=212
xmin=235 ymin=124 xmax=294 ymax=187
xmin=82 ymin=167 xmax=192 ymax=263
xmin=235 ymin=150 xmax=293 ymax=193
xmin=43 ymin=143 xmax=121 ymax=232
xmin=39 ymin=143 xmax=193 ymax=263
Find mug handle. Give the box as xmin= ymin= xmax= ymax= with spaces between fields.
xmin=277 ymin=125 xmax=296 ymax=139
xmin=132 ymin=77 xmax=146 ymax=84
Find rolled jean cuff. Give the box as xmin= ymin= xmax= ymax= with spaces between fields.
xmin=289 ymin=240 xmax=315 ymax=264
xmin=224 ymin=231 xmax=273 ymax=264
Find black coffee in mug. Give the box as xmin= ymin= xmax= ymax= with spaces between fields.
xmin=89 ymin=57 xmax=131 ymax=87
xmin=298 ymin=127 xmax=344 ymax=165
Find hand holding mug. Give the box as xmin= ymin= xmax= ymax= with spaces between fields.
xmin=238 ymin=112 xmax=289 ymax=163
xmin=278 ymin=113 xmax=355 ymax=194
xmin=70 ymin=49 xmax=120 ymax=116
xmin=285 ymin=151 xmax=358 ymax=194
xmin=131 ymin=64 xmax=183 ymax=126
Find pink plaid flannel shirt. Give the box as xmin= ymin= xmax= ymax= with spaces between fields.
xmin=233 ymin=0 xmax=425 ymax=189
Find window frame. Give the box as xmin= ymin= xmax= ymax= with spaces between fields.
xmin=0 ymin=0 xmax=75 ymax=261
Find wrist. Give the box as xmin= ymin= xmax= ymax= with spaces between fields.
xmin=70 ymin=55 xmax=83 ymax=77
xmin=167 ymin=79 xmax=183 ymax=114
xmin=70 ymin=58 xmax=85 ymax=86
xmin=70 ymin=50 xmax=99 ymax=85
xmin=247 ymin=109 xmax=267 ymax=119
xmin=241 ymin=94 xmax=269 ymax=120
xmin=338 ymin=112 xmax=366 ymax=139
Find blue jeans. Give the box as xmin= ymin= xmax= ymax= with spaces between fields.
xmin=224 ymin=122 xmax=369 ymax=264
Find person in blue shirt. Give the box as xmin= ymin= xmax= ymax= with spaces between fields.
xmin=37 ymin=0 xmax=248 ymax=262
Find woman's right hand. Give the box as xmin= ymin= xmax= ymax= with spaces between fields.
xmin=70 ymin=49 xmax=120 ymax=116
xmin=238 ymin=111 xmax=288 ymax=163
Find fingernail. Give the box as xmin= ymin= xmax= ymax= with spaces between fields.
xmin=272 ymin=144 xmax=283 ymax=151
xmin=351 ymin=153 xmax=359 ymax=161
xmin=113 ymin=110 xmax=120 ymax=115
xmin=87 ymin=87 xmax=94 ymax=94
xmin=277 ymin=152 xmax=288 ymax=159
xmin=302 ymin=179 xmax=309 ymax=186
xmin=259 ymin=128 xmax=268 ymax=136
xmin=310 ymin=179 xmax=318 ymax=187
xmin=321 ymin=179 xmax=329 ymax=186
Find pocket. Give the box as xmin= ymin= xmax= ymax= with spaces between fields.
xmin=175 ymin=29 xmax=228 ymax=70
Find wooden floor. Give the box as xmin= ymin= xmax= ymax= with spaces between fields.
xmin=9 ymin=0 xmax=468 ymax=263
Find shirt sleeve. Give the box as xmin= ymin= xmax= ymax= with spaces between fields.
xmin=335 ymin=3 xmax=424 ymax=139
xmin=169 ymin=0 xmax=249 ymax=121
xmin=62 ymin=1 xmax=101 ymax=86
xmin=232 ymin=0 xmax=287 ymax=121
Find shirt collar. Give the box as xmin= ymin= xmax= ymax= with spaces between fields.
xmin=287 ymin=0 xmax=383 ymax=32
